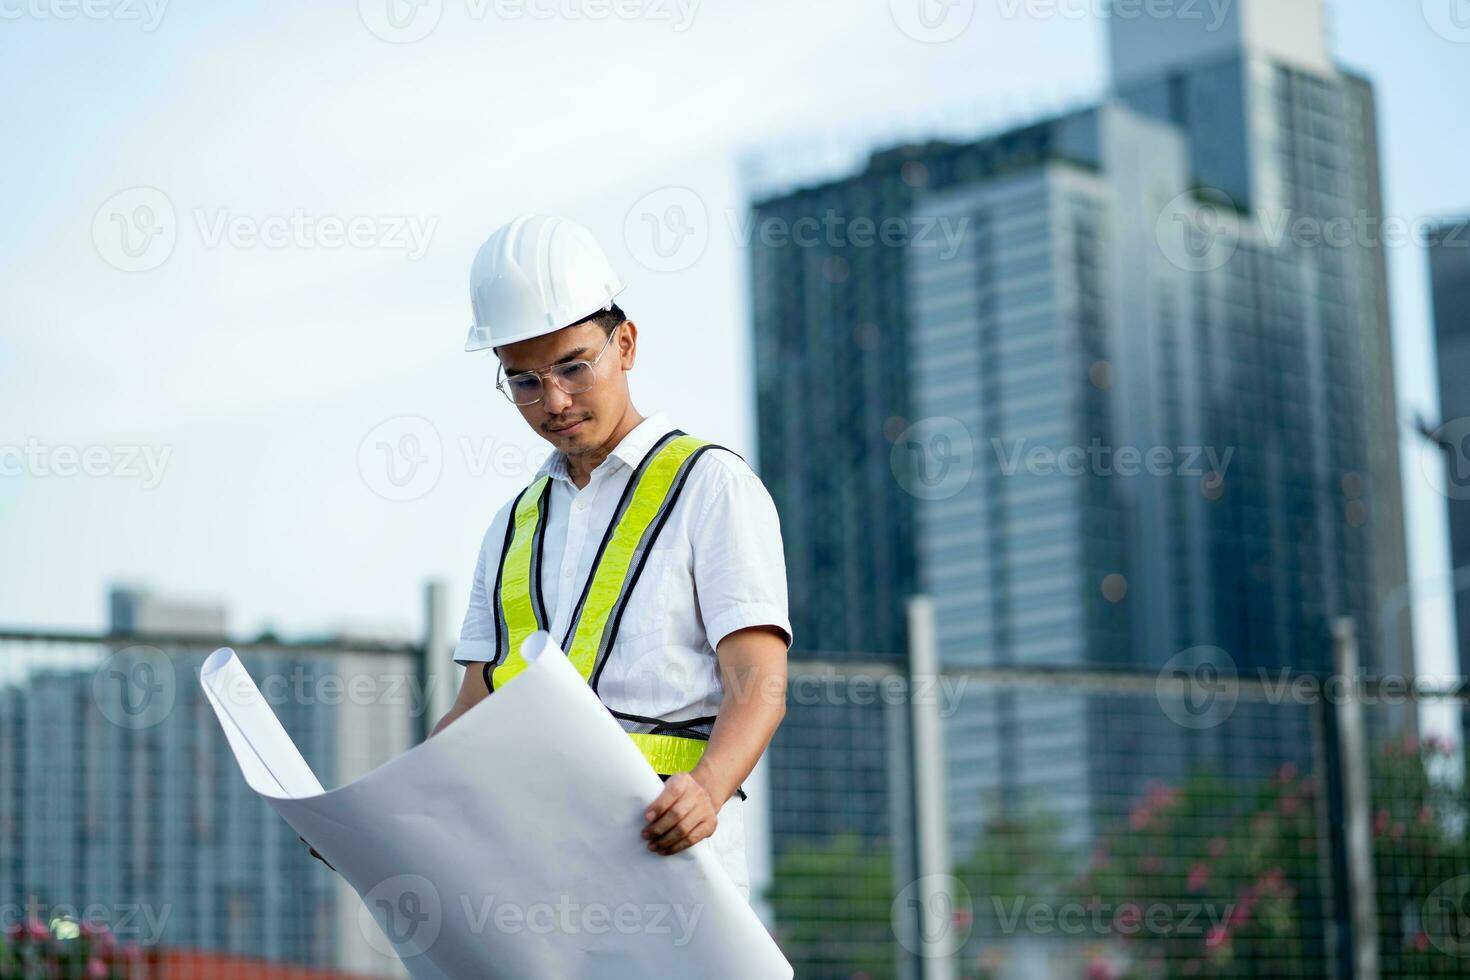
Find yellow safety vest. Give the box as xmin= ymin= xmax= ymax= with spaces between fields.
xmin=485 ymin=429 xmax=731 ymax=776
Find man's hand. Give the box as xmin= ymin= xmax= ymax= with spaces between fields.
xmin=642 ymin=773 xmax=717 ymax=855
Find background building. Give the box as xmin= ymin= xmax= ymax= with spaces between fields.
xmin=0 ymin=589 xmax=418 ymax=977
xmin=1428 ymin=217 xmax=1470 ymax=700
xmin=752 ymin=0 xmax=1415 ymax=939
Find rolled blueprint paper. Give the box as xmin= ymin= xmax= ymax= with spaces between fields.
xmin=200 ymin=631 xmax=792 ymax=979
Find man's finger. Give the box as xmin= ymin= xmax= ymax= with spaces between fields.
xmin=643 ymin=783 xmax=681 ymax=823
xmin=653 ymin=816 xmax=716 ymax=855
xmin=644 ymin=796 xmax=695 ymax=838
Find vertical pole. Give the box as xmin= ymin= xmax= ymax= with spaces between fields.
xmin=1332 ymin=617 xmax=1379 ymax=980
xmin=907 ymin=595 xmax=957 ymax=980
xmin=418 ymin=580 xmax=450 ymax=744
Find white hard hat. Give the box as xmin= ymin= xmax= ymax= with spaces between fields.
xmin=464 ymin=214 xmax=626 ymax=352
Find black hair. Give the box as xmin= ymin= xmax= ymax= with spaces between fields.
xmin=571 ymin=302 xmax=627 ymax=335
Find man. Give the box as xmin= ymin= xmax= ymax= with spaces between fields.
xmin=430 ymin=214 xmax=791 ymax=900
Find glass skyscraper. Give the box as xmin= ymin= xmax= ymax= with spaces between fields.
xmin=1428 ymin=218 xmax=1470 ymax=690
xmin=752 ymin=0 xmax=1414 ymax=886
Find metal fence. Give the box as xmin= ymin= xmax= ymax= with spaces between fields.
xmin=766 ymin=617 xmax=1470 ymax=980
xmin=0 ymin=623 xmax=436 ymax=979
xmin=1 ymin=611 xmax=1467 ymax=978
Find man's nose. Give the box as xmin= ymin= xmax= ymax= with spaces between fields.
xmin=543 ymin=381 xmax=574 ymax=414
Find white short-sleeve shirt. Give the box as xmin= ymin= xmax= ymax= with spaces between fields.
xmin=454 ymin=410 xmax=793 ymax=724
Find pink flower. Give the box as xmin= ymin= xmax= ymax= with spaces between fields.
xmin=1086 ymin=958 xmax=1114 ymax=980
xmin=1275 ymin=762 xmax=1298 ymax=785
xmin=1260 ymin=867 xmax=1284 ymax=891
xmin=1419 ymin=805 xmax=1434 ymax=826
xmin=23 ymin=917 xmax=49 ymax=942
xmin=1115 ymin=904 xmax=1143 ymax=931
xmin=1373 ymin=809 xmax=1390 ymax=835
xmin=1145 ymin=783 xmax=1181 ymax=809
xmin=87 ymin=958 xmax=109 ymax=979
xmin=1187 ymin=863 xmax=1210 ymax=892
xmin=1280 ymin=794 xmax=1301 ymax=816
xmin=1207 ymin=836 xmax=1228 ymax=858
xmin=1205 ymin=925 xmax=1231 ymax=949
xmin=1414 ymin=930 xmax=1430 ymax=952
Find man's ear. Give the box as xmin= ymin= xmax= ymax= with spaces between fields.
xmin=619 ymin=321 xmax=637 ymax=368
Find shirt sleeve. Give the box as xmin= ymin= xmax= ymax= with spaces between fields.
xmin=691 ymin=460 xmax=794 ymax=653
xmin=452 ymin=502 xmax=513 ymax=667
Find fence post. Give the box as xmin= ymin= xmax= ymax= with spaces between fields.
xmin=418 ymin=579 xmax=450 ymax=744
xmin=1318 ymin=617 xmax=1379 ymax=979
xmin=907 ymin=595 xmax=957 ymax=980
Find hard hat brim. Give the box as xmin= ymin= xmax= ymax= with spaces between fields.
xmin=463 ymin=284 xmax=626 ymax=353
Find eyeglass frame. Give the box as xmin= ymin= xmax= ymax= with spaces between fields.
xmin=494 ymin=321 xmax=623 ymax=406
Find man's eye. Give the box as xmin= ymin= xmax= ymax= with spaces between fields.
xmin=553 ymin=363 xmax=590 ymax=382
xmin=508 ymin=376 xmax=541 ymax=391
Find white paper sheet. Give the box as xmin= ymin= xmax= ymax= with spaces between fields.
xmin=200 ymin=632 xmax=792 ymax=979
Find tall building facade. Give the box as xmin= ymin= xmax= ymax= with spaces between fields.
xmin=1428 ymin=218 xmax=1470 ymax=683
xmin=751 ymin=0 xmax=1414 ymax=913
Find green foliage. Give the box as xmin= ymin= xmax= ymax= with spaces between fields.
xmin=0 ymin=914 xmax=143 ymax=979
xmin=766 ymin=832 xmax=898 ymax=980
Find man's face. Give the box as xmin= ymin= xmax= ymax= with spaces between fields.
xmin=496 ymin=319 xmax=635 ymax=455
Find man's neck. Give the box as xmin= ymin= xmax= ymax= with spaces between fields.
xmin=565 ymin=408 xmax=646 ymax=489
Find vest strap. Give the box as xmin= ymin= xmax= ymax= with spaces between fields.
xmin=488 ymin=429 xmax=740 ymax=778
xmin=627 ymin=732 xmax=707 ymax=775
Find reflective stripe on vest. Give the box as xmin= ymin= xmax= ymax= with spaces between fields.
xmin=486 ymin=429 xmax=729 ymax=775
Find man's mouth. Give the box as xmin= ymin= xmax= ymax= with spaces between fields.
xmin=549 ymin=419 xmax=587 ymax=435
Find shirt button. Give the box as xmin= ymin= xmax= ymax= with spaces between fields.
xmin=564 ymin=567 xmax=573 ymax=578
xmin=576 ymin=499 xmax=588 ymax=511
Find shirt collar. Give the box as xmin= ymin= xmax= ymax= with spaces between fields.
xmin=536 ymin=410 xmax=675 ymax=484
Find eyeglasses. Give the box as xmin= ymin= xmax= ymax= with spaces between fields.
xmin=495 ymin=324 xmax=621 ymax=406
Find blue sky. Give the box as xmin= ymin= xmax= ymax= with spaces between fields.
xmin=1 ymin=0 xmax=1465 ymax=680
